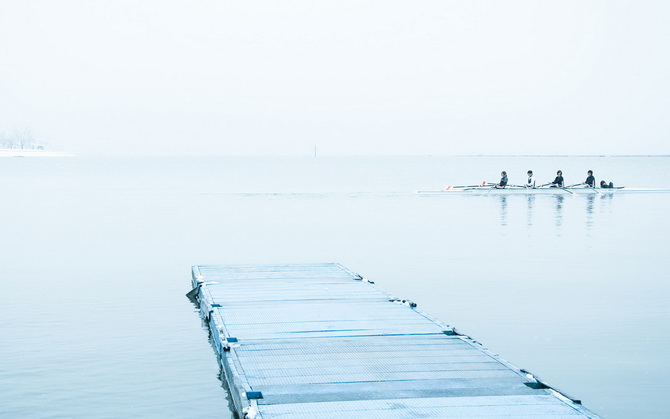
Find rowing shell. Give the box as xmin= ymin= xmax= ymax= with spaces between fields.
xmin=417 ymin=187 xmax=670 ymax=195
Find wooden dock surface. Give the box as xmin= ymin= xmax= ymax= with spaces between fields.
xmin=190 ymin=263 xmax=600 ymax=418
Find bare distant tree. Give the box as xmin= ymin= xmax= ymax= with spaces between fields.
xmin=0 ymin=128 xmax=46 ymax=149
xmin=13 ymin=128 xmax=36 ymax=149
xmin=0 ymin=131 xmax=16 ymax=149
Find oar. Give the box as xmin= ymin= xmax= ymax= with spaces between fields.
xmin=463 ymin=185 xmax=495 ymax=191
xmin=568 ymin=181 xmax=601 ymax=195
xmin=445 ymin=181 xmax=495 ymax=190
xmin=479 ymin=181 xmax=499 ymax=188
xmin=589 ymin=187 xmax=603 ymax=196
xmin=560 ymin=187 xmax=574 ymax=195
xmin=446 ymin=184 xmax=486 ymax=190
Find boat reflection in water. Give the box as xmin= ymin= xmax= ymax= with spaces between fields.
xmin=499 ymin=196 xmax=508 ymax=227
xmin=555 ymin=195 xmax=564 ymax=230
xmin=526 ymin=195 xmax=535 ymax=228
xmin=586 ymin=194 xmax=595 ymax=231
xmin=488 ymin=192 xmax=614 ymax=233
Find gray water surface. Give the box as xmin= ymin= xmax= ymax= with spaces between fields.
xmin=1 ymin=156 xmax=668 ymax=418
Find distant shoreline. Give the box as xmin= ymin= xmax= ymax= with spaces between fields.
xmin=446 ymin=154 xmax=670 ymax=158
xmin=1 ymin=151 xmax=667 ymax=158
xmin=0 ymin=149 xmax=75 ymax=157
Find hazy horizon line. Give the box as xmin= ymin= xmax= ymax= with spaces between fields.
xmin=7 ymin=151 xmax=669 ymax=158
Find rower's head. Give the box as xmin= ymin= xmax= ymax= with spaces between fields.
xmin=527 ymin=170 xmax=533 ymax=176
xmin=557 ymin=170 xmax=562 ymax=176
xmin=588 ymin=170 xmax=593 ymax=175
xmin=600 ymin=180 xmax=606 ymax=186
xmin=501 ymin=171 xmax=507 ymax=176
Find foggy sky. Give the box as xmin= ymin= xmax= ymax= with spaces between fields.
xmin=1 ymin=0 xmax=669 ymax=156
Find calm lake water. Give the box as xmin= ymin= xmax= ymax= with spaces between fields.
xmin=1 ymin=156 xmax=669 ymax=418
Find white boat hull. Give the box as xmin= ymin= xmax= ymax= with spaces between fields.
xmin=418 ymin=187 xmax=670 ymax=195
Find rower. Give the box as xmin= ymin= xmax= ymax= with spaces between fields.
xmin=585 ymin=170 xmax=596 ymax=188
xmin=600 ymin=180 xmax=614 ymax=188
xmin=551 ymin=170 xmax=564 ymax=187
xmin=496 ymin=171 xmax=508 ymax=189
xmin=525 ymin=170 xmax=535 ymax=188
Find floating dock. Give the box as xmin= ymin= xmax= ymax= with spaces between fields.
xmin=189 ymin=263 xmax=600 ymax=418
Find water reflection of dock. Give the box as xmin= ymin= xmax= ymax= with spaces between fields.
xmin=189 ymin=263 xmax=600 ymax=418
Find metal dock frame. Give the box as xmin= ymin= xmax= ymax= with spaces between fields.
xmin=189 ymin=263 xmax=600 ymax=418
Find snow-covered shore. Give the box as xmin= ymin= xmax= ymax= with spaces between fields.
xmin=0 ymin=149 xmax=75 ymax=157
